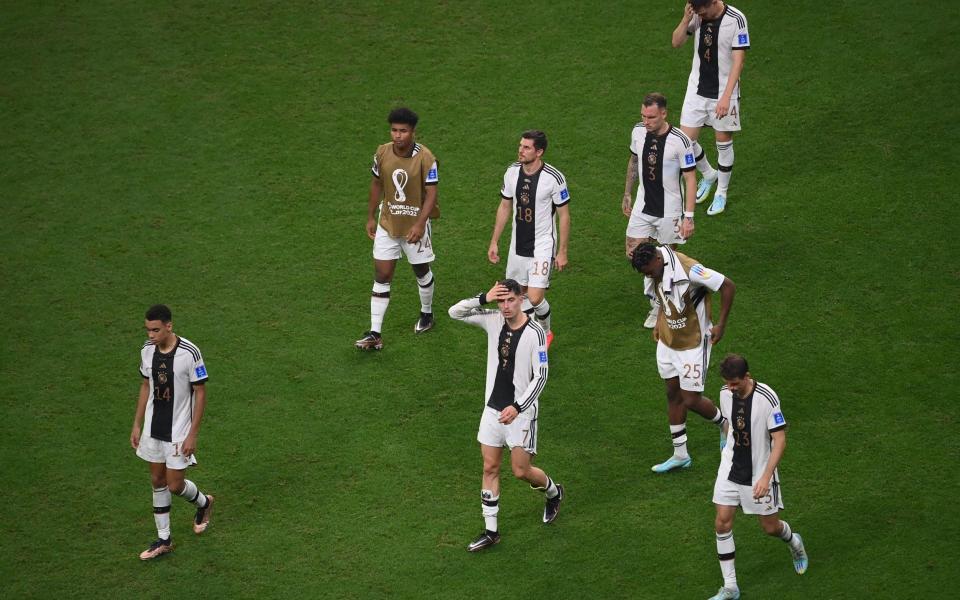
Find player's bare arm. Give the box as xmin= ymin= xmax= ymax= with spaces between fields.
xmin=672 ymin=2 xmax=695 ymax=47
xmin=554 ymin=204 xmax=571 ymax=271
xmin=753 ymin=429 xmax=786 ymax=499
xmin=716 ymin=49 xmax=746 ymax=119
xmin=488 ymin=199 xmax=512 ymax=263
xmin=623 ymin=154 xmax=638 ymax=216
xmin=366 ymin=177 xmax=383 ymax=240
xmin=181 ymin=383 xmax=206 ymax=457
xmin=710 ymin=277 xmax=736 ymax=344
xmin=406 ymin=183 xmax=436 ymax=243
xmin=130 ymin=378 xmax=150 ymax=449
xmin=680 ymin=169 xmax=697 ymax=239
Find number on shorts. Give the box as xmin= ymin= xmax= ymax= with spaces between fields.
xmin=522 ymin=428 xmax=530 ymax=446
xmin=682 ymin=363 xmax=702 ymax=380
xmin=530 ymin=260 xmax=549 ymax=276
xmin=172 ymin=442 xmax=181 ymax=457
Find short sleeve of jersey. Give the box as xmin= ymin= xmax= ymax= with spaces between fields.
xmin=371 ymin=150 xmax=380 ymax=178
xmin=675 ymin=131 xmax=697 ymax=172
xmin=687 ymin=14 xmax=701 ymax=35
xmin=190 ymin=350 xmax=208 ymax=384
xmin=139 ymin=347 xmax=149 ymax=378
xmin=629 ymin=125 xmax=643 ymax=155
xmin=425 ymin=160 xmax=438 ymax=185
xmin=551 ymin=171 xmax=570 ymax=207
xmin=764 ymin=389 xmax=786 ymax=431
xmin=500 ymin=168 xmax=512 ymax=200
xmin=688 ymin=263 xmax=726 ymax=291
xmin=733 ymin=14 xmax=750 ymax=49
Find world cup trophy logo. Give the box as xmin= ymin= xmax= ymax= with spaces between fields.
xmin=392 ymin=169 xmax=409 ymax=202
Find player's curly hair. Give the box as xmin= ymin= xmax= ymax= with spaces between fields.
xmin=630 ymin=243 xmax=659 ymax=272
xmin=387 ymin=107 xmax=419 ymax=128
xmin=719 ymin=354 xmax=750 ymax=379
xmin=689 ymin=0 xmax=713 ymax=9
xmin=145 ymin=304 xmax=172 ymax=323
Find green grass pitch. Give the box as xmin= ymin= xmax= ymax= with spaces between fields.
xmin=1 ymin=1 xmax=957 ymax=598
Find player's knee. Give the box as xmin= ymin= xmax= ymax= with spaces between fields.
xmin=760 ymin=518 xmax=782 ymax=537
xmin=526 ymin=288 xmax=545 ymax=305
xmin=715 ymin=516 xmax=733 ymax=533
xmin=510 ymin=463 xmax=530 ymax=480
xmin=482 ymin=462 xmax=500 ymax=479
xmin=150 ymin=474 xmax=166 ymax=488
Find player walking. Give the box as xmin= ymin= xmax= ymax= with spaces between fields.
xmin=131 ymin=304 xmax=214 ymax=560
xmin=489 ymin=130 xmax=570 ymax=347
xmin=449 ymin=280 xmax=565 ymax=551
xmin=707 ymin=354 xmax=808 ymax=600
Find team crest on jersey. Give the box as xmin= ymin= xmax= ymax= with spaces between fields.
xmin=736 ymin=416 xmax=746 ymax=431
xmin=560 ymin=188 xmax=569 ymax=200
xmin=738 ymin=33 xmax=748 ymax=45
xmin=158 ymin=372 xmax=168 ymax=384
xmin=538 ymin=351 xmax=547 ymax=364
xmin=691 ymin=264 xmax=712 ymax=278
xmin=647 ymin=153 xmax=657 ymax=165
xmin=773 ymin=412 xmax=784 ymax=425
xmin=704 ymin=34 xmax=713 ymax=46
xmin=195 ymin=365 xmax=207 ymax=378
xmin=520 ymin=191 xmax=530 ymax=205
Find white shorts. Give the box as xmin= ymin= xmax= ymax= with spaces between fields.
xmin=680 ymin=93 xmax=742 ymax=132
xmin=136 ymin=435 xmax=198 ymax=470
xmin=506 ymin=251 xmax=551 ymax=289
xmin=372 ymin=222 xmax=435 ymax=264
xmin=656 ymin=335 xmax=712 ymax=392
xmin=713 ymin=476 xmax=784 ymax=515
xmin=477 ymin=405 xmax=538 ymax=454
xmin=626 ymin=209 xmax=685 ymax=246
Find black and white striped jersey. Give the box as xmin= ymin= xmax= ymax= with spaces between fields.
xmin=630 ymin=125 xmax=696 ymax=218
xmin=685 ymin=4 xmax=750 ymax=100
xmin=500 ymin=161 xmax=570 ymax=258
xmin=718 ymin=381 xmax=786 ymax=486
xmin=139 ymin=336 xmax=208 ymax=443
xmin=448 ymin=295 xmax=548 ymax=413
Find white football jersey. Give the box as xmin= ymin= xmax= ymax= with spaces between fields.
xmin=139 ymin=336 xmax=208 ymax=443
xmin=717 ymin=381 xmax=786 ymax=486
xmin=685 ymin=4 xmax=750 ymax=100
xmin=500 ymin=162 xmax=570 ymax=258
xmin=448 ymin=295 xmax=548 ymax=413
xmin=630 ymin=125 xmax=696 ymax=217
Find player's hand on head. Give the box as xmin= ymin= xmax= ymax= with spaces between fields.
xmin=486 ymin=282 xmax=506 ymax=300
